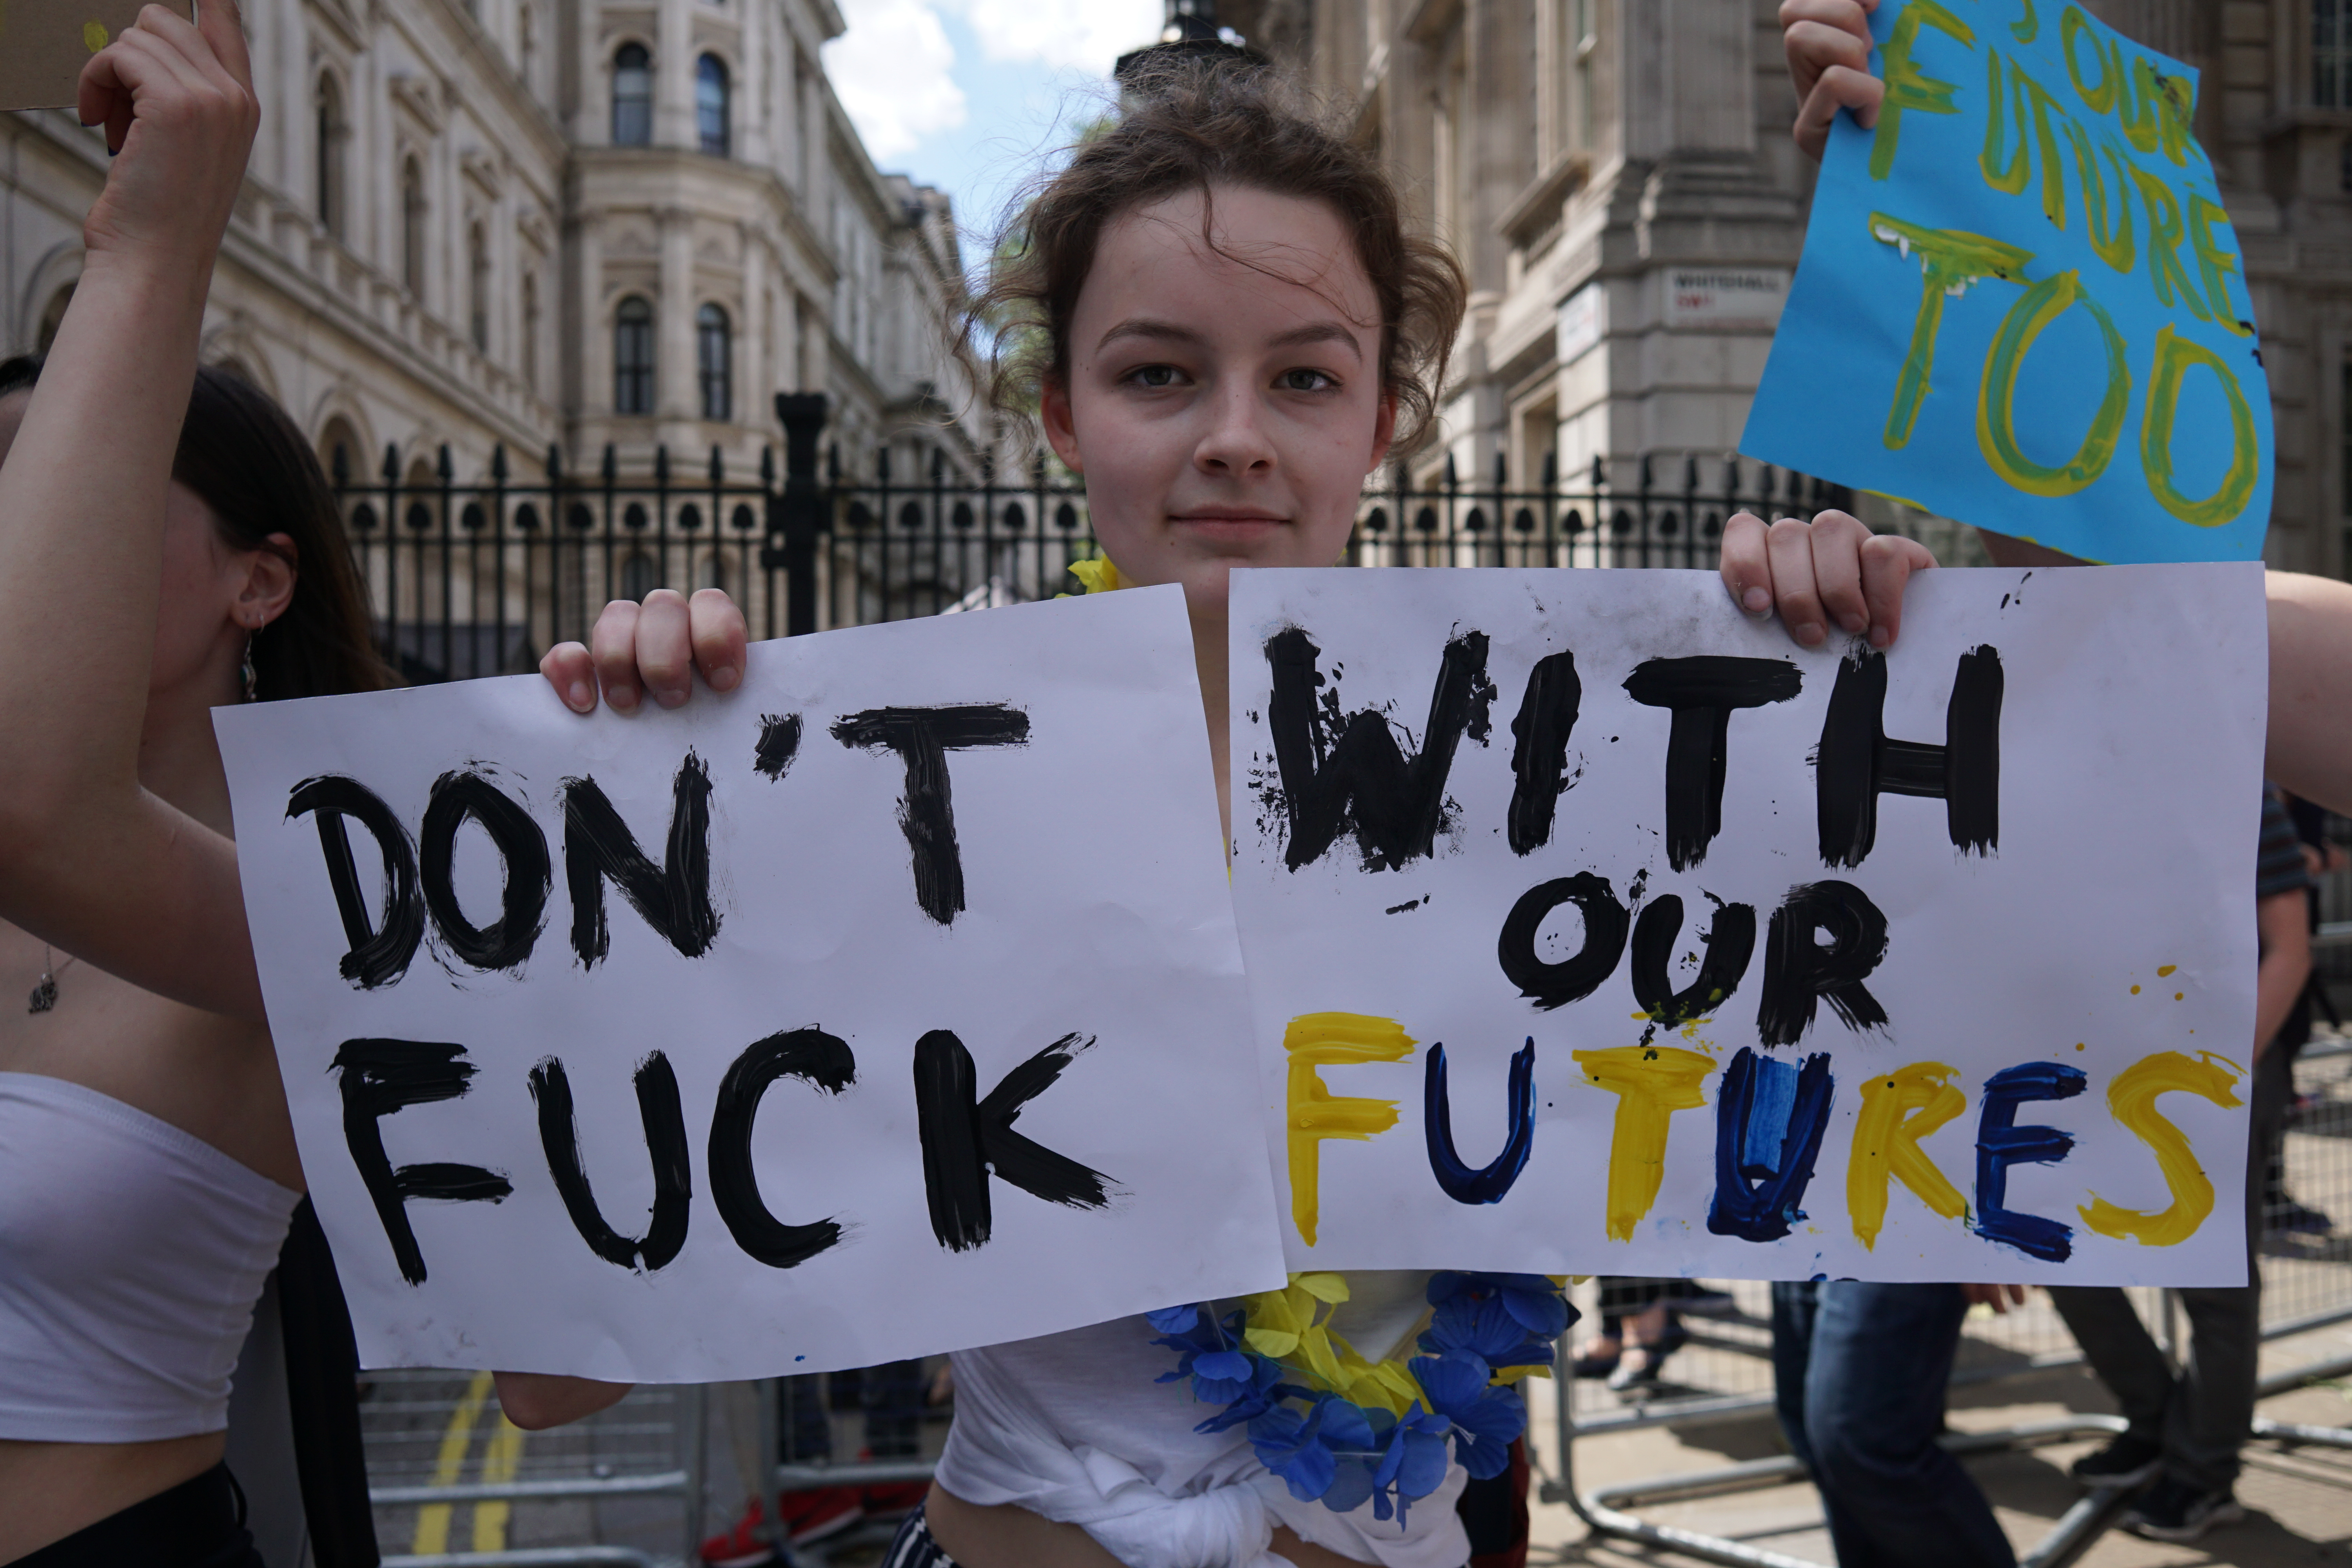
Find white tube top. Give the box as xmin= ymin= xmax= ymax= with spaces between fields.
xmin=0 ymin=1072 xmax=299 ymax=1442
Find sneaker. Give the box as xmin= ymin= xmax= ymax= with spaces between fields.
xmin=699 ymin=1499 xmax=783 ymax=1568
xmin=2069 ymin=1434 xmax=2163 ymax=1489
xmin=777 ymin=1486 xmax=865 ymax=1546
xmin=2123 ymin=1476 xmax=2245 ymax=1542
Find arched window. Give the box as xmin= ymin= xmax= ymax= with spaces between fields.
xmin=35 ymin=284 xmax=73 ymax=354
xmin=697 ymin=303 xmax=732 ymax=422
xmin=697 ymin=54 xmax=730 ymax=156
xmin=468 ymin=222 xmax=490 ymax=352
xmin=314 ymin=74 xmax=345 ymax=237
xmin=614 ymin=296 xmax=655 ymax=415
xmin=401 ymin=156 xmax=427 ymax=296
xmin=612 ymin=44 xmax=652 ymax=146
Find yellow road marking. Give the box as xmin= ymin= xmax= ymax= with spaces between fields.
xmin=411 ymin=1370 xmax=494 ymax=1556
xmin=472 ymin=1413 xmax=530 ymax=1552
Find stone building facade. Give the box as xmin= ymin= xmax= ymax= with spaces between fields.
xmin=1218 ymin=0 xmax=2349 ymax=578
xmin=0 ymin=0 xmax=978 ymax=521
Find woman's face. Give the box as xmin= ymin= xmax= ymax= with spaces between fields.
xmin=1042 ymin=184 xmax=1393 ymax=621
xmin=0 ymin=389 xmax=277 ymax=704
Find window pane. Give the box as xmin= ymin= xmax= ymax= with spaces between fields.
xmin=616 ymin=298 xmax=653 ymax=415
xmin=698 ymin=55 xmax=730 ymax=156
xmin=614 ymin=45 xmax=651 ymax=146
xmin=699 ymin=303 xmax=731 ymax=422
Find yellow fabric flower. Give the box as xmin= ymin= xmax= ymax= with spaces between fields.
xmin=1063 ymin=555 xmax=1126 ymax=595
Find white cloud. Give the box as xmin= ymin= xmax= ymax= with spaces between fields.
xmin=946 ymin=0 xmax=1165 ymax=75
xmin=824 ymin=0 xmax=969 ymax=163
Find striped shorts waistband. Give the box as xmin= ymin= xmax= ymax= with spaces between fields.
xmin=879 ymin=1505 xmax=957 ymax=1568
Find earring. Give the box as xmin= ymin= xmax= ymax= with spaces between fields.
xmin=240 ymin=631 xmax=258 ymax=702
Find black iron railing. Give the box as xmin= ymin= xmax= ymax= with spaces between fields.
xmin=333 ymin=392 xmax=1852 ymax=682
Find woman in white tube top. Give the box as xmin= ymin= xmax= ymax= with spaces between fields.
xmin=0 ymin=9 xmax=401 ymax=1560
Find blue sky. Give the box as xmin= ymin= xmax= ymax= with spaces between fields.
xmin=823 ymin=0 xmax=1163 ymax=255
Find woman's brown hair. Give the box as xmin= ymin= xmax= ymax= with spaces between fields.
xmin=0 ymin=356 xmax=396 ymax=701
xmin=974 ymin=57 xmax=1468 ymax=452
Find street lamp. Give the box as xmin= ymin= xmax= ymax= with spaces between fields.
xmin=1115 ymin=0 xmax=1253 ymax=83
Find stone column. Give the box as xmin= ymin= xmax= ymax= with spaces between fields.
xmin=657 ymin=204 xmax=696 ymax=419
xmin=658 ymin=0 xmax=693 ymax=149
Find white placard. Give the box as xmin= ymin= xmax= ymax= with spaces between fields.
xmin=218 ymin=587 xmax=1285 ymax=1381
xmin=1664 ymin=267 xmax=1790 ymax=329
xmin=1231 ymin=565 xmax=2267 ymax=1287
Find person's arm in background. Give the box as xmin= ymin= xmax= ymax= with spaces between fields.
xmin=495 ymin=1372 xmax=633 ymax=1432
xmin=1769 ymin=5 xmax=2352 ymax=815
xmin=2256 ymin=889 xmax=2312 ymax=1059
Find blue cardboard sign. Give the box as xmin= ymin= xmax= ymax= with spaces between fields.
xmin=1742 ymin=0 xmax=2270 ymax=563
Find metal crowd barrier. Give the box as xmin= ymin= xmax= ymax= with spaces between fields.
xmin=1541 ymin=1031 xmax=2352 ymax=1568
xmin=362 ymin=1372 xmax=707 ymax=1568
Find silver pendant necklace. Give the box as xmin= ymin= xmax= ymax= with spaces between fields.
xmin=28 ymin=947 xmax=76 ymax=1014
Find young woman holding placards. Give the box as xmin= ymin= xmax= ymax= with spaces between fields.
xmin=517 ymin=61 xmax=1928 ymax=1568
xmin=0 ymin=6 xmax=388 ymax=1563
xmin=535 ymin=50 xmax=2352 ymax=1568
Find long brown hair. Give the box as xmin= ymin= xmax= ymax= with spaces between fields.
xmin=0 ymin=357 xmax=395 ymax=700
xmin=973 ymin=58 xmax=1467 ymax=451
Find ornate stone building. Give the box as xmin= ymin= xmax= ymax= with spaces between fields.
xmin=1218 ymin=0 xmax=2349 ymax=578
xmin=0 ymin=0 xmax=979 ymax=507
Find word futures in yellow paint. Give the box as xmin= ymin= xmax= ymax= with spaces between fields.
xmin=1283 ymin=1013 xmax=1413 ymax=1247
xmin=2080 ymin=1049 xmax=2243 ymax=1245
xmin=1848 ymin=1062 xmax=1970 ymax=1248
xmin=1573 ymin=1044 xmax=1715 ymax=1241
xmin=83 ymin=19 xmax=107 ymax=50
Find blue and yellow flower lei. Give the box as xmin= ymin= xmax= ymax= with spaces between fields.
xmin=1148 ymin=1272 xmax=1574 ymax=1525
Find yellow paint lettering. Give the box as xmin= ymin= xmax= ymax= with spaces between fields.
xmin=2061 ymin=7 xmax=2118 ymax=115
xmin=2140 ymin=325 xmax=2261 ymax=529
xmin=1993 ymin=60 xmax=2074 ymax=229
xmin=1847 ymin=1062 xmax=1970 ymax=1249
xmin=1977 ymin=269 xmax=2131 ymax=497
xmin=2011 ymin=0 xmax=2039 ymax=43
xmin=2116 ymin=56 xmax=2164 ymax=154
xmin=1869 ymin=212 xmax=2036 ymax=449
xmin=1283 ymin=1013 xmax=1414 ymax=1247
xmin=2185 ymin=193 xmax=2250 ymax=336
xmin=2079 ymin=1050 xmax=2244 ymax=1245
xmin=2063 ymin=120 xmax=2136 ymax=274
xmin=2130 ymin=164 xmax=2209 ymax=319
xmin=2155 ymin=72 xmax=2198 ymax=167
xmin=1574 ymin=1044 xmax=1716 ymax=1242
xmin=1872 ymin=0 xmax=1978 ymax=180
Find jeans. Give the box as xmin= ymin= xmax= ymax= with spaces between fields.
xmin=2045 ymin=1040 xmax=2289 ymax=1494
xmin=1772 ymin=1280 xmax=2016 ymax=1568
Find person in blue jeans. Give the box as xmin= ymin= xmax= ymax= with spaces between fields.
xmin=1771 ymin=1280 xmax=2026 ymax=1568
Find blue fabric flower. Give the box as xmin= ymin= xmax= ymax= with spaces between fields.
xmin=1428 ymin=1271 xmax=1575 ymax=1340
xmin=1250 ymin=1399 xmax=1341 ymax=1501
xmin=1368 ymin=1404 xmax=1454 ymax=1525
xmin=1145 ymin=1303 xmax=1202 ymax=1334
xmin=1410 ymin=1353 xmax=1526 ymax=1480
xmin=1411 ymin=1288 xmax=1562 ymax=1373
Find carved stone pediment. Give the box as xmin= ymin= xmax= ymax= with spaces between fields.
xmin=389 ymin=73 xmax=444 ymax=134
